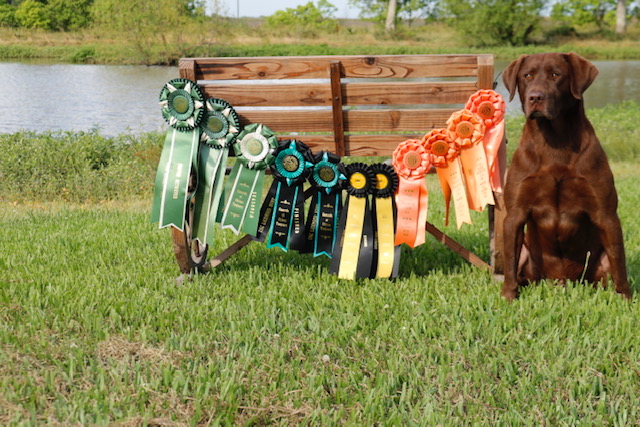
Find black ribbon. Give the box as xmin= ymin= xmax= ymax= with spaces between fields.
xmin=300 ymin=151 xmax=346 ymax=257
xmin=329 ymin=162 xmax=377 ymax=279
xmin=254 ymin=140 xmax=313 ymax=252
xmin=370 ymin=163 xmax=402 ymax=279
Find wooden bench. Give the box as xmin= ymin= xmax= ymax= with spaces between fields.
xmin=171 ymin=54 xmax=506 ymax=276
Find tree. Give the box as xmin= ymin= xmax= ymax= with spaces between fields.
xmin=616 ymin=0 xmax=626 ymax=33
xmin=442 ymin=0 xmax=544 ymax=46
xmin=551 ymin=0 xmax=618 ymax=31
xmin=349 ymin=0 xmax=439 ymax=26
xmin=264 ymin=1 xmax=338 ymax=37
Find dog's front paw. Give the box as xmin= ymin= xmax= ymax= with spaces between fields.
xmin=501 ymin=284 xmax=519 ymax=301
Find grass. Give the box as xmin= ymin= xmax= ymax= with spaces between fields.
xmin=1 ymin=21 xmax=640 ymax=65
xmin=2 ymin=103 xmax=640 ymax=424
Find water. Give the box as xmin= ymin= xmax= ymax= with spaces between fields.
xmin=0 ymin=60 xmax=639 ymax=135
xmin=0 ymin=62 xmax=177 ymax=135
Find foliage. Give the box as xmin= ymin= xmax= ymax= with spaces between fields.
xmin=349 ymin=0 xmax=439 ymax=23
xmin=0 ymin=3 xmax=17 ymax=27
xmin=0 ymin=131 xmax=161 ymax=202
xmin=46 ymin=0 xmax=93 ymax=31
xmin=14 ymin=0 xmax=50 ymax=29
xmin=442 ymin=0 xmax=545 ymax=46
xmin=551 ymin=0 xmax=617 ymax=30
xmin=264 ymin=1 xmax=339 ymax=37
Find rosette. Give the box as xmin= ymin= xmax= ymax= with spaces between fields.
xmin=446 ymin=109 xmax=494 ymax=212
xmin=423 ymin=129 xmax=471 ymax=229
xmin=191 ymin=98 xmax=242 ymax=247
xmin=301 ymin=151 xmax=346 ymax=258
xmin=254 ymin=140 xmax=314 ymax=251
xmin=370 ymin=163 xmax=401 ymax=279
xmin=391 ymin=139 xmax=431 ymax=248
xmin=220 ymin=123 xmax=278 ymax=236
xmin=159 ymin=78 xmax=205 ymax=131
xmin=151 ymin=78 xmax=205 ymax=230
xmin=465 ymin=89 xmax=506 ymax=193
xmin=330 ymin=163 xmax=377 ymax=280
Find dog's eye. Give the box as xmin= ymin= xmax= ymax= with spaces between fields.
xmin=551 ymin=72 xmax=561 ymax=79
xmin=523 ymin=73 xmax=533 ymax=80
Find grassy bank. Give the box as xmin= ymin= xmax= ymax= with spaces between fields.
xmin=1 ymin=101 xmax=640 ymax=424
xmin=1 ymin=22 xmax=640 ymax=65
xmin=1 ymin=100 xmax=639 ymax=203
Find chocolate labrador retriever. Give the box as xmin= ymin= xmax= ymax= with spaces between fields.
xmin=501 ymin=52 xmax=631 ymax=300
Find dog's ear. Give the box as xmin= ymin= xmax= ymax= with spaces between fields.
xmin=565 ymin=52 xmax=599 ymax=100
xmin=502 ymin=55 xmax=527 ymax=102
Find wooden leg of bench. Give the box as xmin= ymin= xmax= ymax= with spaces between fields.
xmin=426 ymin=221 xmax=492 ymax=271
xmin=210 ymin=234 xmax=253 ymax=268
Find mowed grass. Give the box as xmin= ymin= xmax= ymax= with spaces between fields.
xmin=2 ymin=159 xmax=640 ymax=424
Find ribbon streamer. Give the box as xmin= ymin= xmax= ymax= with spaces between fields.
xmin=151 ymin=78 xmax=205 ymax=230
xmin=370 ymin=163 xmax=401 ymax=279
xmin=301 ymin=151 xmax=346 ymax=258
xmin=254 ymin=140 xmax=314 ymax=251
xmin=192 ymin=98 xmax=241 ymax=246
xmin=446 ymin=109 xmax=494 ymax=212
xmin=330 ymin=163 xmax=376 ymax=280
xmin=465 ymin=89 xmax=506 ymax=193
xmin=220 ymin=123 xmax=277 ymax=236
xmin=392 ymin=139 xmax=430 ymax=248
xmin=423 ymin=129 xmax=472 ymax=229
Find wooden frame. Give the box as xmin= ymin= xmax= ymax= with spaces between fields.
xmin=171 ymin=54 xmax=506 ymax=276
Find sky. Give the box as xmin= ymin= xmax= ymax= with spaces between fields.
xmin=213 ymin=0 xmax=362 ymax=19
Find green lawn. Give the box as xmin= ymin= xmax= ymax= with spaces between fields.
xmin=1 ymin=158 xmax=639 ymax=424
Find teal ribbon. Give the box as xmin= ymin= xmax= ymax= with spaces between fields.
xmin=220 ymin=124 xmax=277 ymax=236
xmin=192 ymin=99 xmax=241 ymax=246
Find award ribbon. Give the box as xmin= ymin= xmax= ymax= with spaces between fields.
xmin=255 ymin=140 xmax=314 ymax=251
xmin=423 ymin=129 xmax=472 ymax=229
xmin=370 ymin=163 xmax=401 ymax=279
xmin=392 ymin=139 xmax=431 ymax=248
xmin=446 ymin=109 xmax=494 ymax=212
xmin=465 ymin=90 xmax=506 ymax=193
xmin=220 ymin=123 xmax=277 ymax=236
xmin=330 ymin=163 xmax=376 ymax=280
xmin=151 ymin=78 xmax=205 ymax=230
xmin=302 ymin=151 xmax=346 ymax=258
xmin=192 ymin=98 xmax=241 ymax=246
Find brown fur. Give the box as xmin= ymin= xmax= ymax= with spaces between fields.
xmin=500 ymin=52 xmax=631 ymax=300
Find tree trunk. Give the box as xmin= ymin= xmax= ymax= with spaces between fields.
xmin=385 ymin=0 xmax=397 ymax=33
xmin=616 ymin=0 xmax=626 ymax=34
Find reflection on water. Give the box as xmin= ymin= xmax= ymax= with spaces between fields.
xmin=0 ymin=60 xmax=638 ymax=135
xmin=0 ymin=62 xmax=177 ymax=135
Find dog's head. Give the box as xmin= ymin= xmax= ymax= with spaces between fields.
xmin=502 ymin=52 xmax=598 ymax=120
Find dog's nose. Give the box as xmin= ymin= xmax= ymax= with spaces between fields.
xmin=528 ymin=91 xmax=545 ymax=103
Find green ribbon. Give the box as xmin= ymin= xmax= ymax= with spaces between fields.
xmin=150 ymin=128 xmax=200 ymax=229
xmin=151 ymin=78 xmax=205 ymax=230
xmin=192 ymin=99 xmax=241 ymax=246
xmin=220 ymin=123 xmax=277 ymax=236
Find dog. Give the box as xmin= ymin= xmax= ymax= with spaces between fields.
xmin=500 ymin=52 xmax=631 ymax=300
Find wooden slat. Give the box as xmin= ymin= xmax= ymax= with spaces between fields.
xmin=201 ymin=80 xmax=477 ymax=108
xmin=187 ymin=54 xmax=491 ymax=80
xmin=236 ymin=108 xmax=456 ymax=134
xmin=477 ymin=54 xmax=495 ymax=90
xmin=202 ymin=83 xmax=332 ymax=107
xmin=179 ymin=58 xmax=196 ymax=81
xmin=343 ymin=81 xmax=479 ymax=106
xmin=329 ymin=61 xmax=346 ymax=156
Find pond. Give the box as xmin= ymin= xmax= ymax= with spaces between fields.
xmin=0 ymin=59 xmax=638 ymax=135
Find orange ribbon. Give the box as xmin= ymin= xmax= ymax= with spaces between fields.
xmin=446 ymin=109 xmax=494 ymax=212
xmin=423 ymin=129 xmax=471 ymax=229
xmin=465 ymin=90 xmax=506 ymax=193
xmin=392 ymin=139 xmax=430 ymax=248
